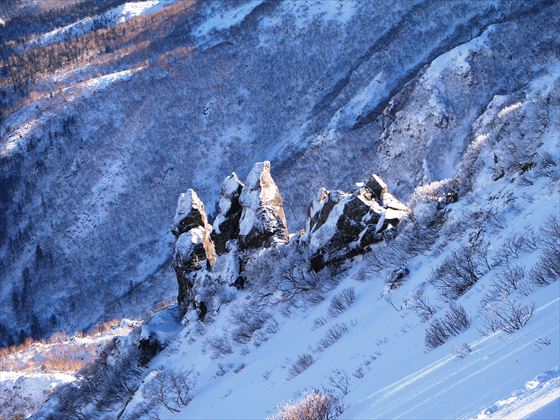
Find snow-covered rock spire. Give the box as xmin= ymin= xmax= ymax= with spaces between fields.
xmin=172 ymin=189 xmax=216 ymax=317
xmin=238 ymin=161 xmax=289 ymax=249
xmin=172 ymin=189 xmax=209 ymax=238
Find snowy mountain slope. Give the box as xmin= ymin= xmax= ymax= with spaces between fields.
xmin=0 ymin=0 xmax=558 ymax=385
xmin=38 ymin=63 xmax=560 ymax=419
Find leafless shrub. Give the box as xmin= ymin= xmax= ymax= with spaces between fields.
xmin=288 ymin=353 xmax=315 ymax=379
xmin=380 ymin=289 xmax=403 ymax=312
xmin=233 ymin=363 xmax=246 ymax=374
xmin=253 ymin=317 xmax=280 ymax=347
xmin=215 ymin=363 xmax=228 ymax=377
xmin=534 ymin=337 xmax=552 ymax=351
xmin=480 ymin=264 xmax=534 ymax=309
xmin=230 ymin=308 xmax=271 ymax=344
xmin=262 ymin=369 xmax=272 ymax=381
xmin=430 ymin=236 xmax=490 ymax=300
xmin=206 ymin=335 xmax=233 ymax=359
xmin=269 ymin=390 xmax=343 ymax=420
xmin=529 ymin=251 xmax=560 ymax=286
xmin=481 ymin=299 xmax=535 ymax=335
xmin=535 ymin=151 xmax=559 ymax=179
xmin=312 ymin=317 xmax=328 ymax=330
xmin=318 ymin=323 xmax=349 ymax=350
xmin=141 ymin=368 xmax=197 ymax=414
xmin=425 ymin=305 xmax=471 ymax=349
xmin=529 ymin=217 xmax=560 ymax=286
xmin=327 ymin=288 xmax=356 ymax=317
xmin=453 ymin=343 xmax=472 ymax=359
xmin=492 ymin=232 xmax=538 ymax=266
xmin=405 ymin=289 xmax=437 ymax=321
xmin=328 ymin=369 xmax=351 ymax=396
xmin=352 ymin=365 xmax=365 ymax=379
xmin=280 ymin=267 xmax=322 ymax=301
xmin=540 ymin=216 xmax=560 ymax=250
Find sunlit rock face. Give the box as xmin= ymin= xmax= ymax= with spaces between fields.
xmin=238 ymin=161 xmax=289 ymax=250
xmin=172 ymin=189 xmax=209 ymax=238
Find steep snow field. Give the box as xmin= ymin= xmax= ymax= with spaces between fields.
xmin=123 ymin=166 xmax=559 ymax=419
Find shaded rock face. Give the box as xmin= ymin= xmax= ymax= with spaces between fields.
xmin=171 ymin=187 xmax=216 ymax=316
xmin=238 ymin=161 xmax=289 ymax=249
xmin=212 ymin=173 xmax=244 ymax=254
xmin=172 ymin=189 xmax=209 ymax=238
xmin=304 ymin=174 xmax=409 ymax=271
xmin=173 ymin=226 xmax=216 ymax=315
xmin=138 ymin=332 xmax=164 ymax=366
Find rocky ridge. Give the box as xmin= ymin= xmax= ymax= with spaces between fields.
xmin=172 ymin=160 xmax=408 ymax=321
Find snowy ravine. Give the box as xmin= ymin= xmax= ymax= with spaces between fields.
xmin=38 ymin=67 xmax=559 ymax=419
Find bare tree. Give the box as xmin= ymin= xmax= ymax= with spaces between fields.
xmin=328 ymin=369 xmax=351 ymax=396
xmin=425 ymin=304 xmax=470 ymax=349
xmin=430 ymin=235 xmax=490 ymax=300
xmin=405 ymin=289 xmax=438 ymax=321
xmin=481 ymin=299 xmax=535 ymax=335
xmin=327 ymin=288 xmax=356 ymax=317
xmin=142 ymin=368 xmax=197 ymax=414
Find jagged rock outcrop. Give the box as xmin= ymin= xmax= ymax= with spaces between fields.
xmin=212 ymin=173 xmax=244 ymax=254
xmin=172 ymin=188 xmax=216 ymax=317
xmin=303 ymin=174 xmax=409 ymax=271
xmin=172 ymin=189 xmax=209 ymax=238
xmin=238 ymin=161 xmax=289 ymax=249
xmin=171 ymin=162 xmax=289 ymax=318
xmin=171 ymin=166 xmax=406 ymax=317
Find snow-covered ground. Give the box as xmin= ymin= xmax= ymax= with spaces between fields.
xmin=0 ymin=320 xmax=138 ymax=418
xmin=107 ymin=69 xmax=560 ymax=419
xmin=29 ymin=0 xmax=177 ymax=47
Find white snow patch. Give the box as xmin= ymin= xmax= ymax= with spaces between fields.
xmin=193 ymin=0 xmax=264 ymax=42
xmin=174 ymin=189 xmax=196 ymax=226
xmin=30 ymin=0 xmax=177 ymax=47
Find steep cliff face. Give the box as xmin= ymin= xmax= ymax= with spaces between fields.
xmin=0 ymin=0 xmax=558 ymax=346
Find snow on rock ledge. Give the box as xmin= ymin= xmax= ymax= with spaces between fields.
xmin=172 ymin=189 xmax=209 ymax=238
xmin=238 ymin=161 xmax=289 ymax=249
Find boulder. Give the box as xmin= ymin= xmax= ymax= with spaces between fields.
xmin=172 ymin=189 xmax=208 ymax=238
xmin=238 ymin=161 xmax=289 ymax=249
xmin=212 ymin=173 xmax=244 ymax=254
xmin=304 ymin=174 xmax=409 ymax=271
